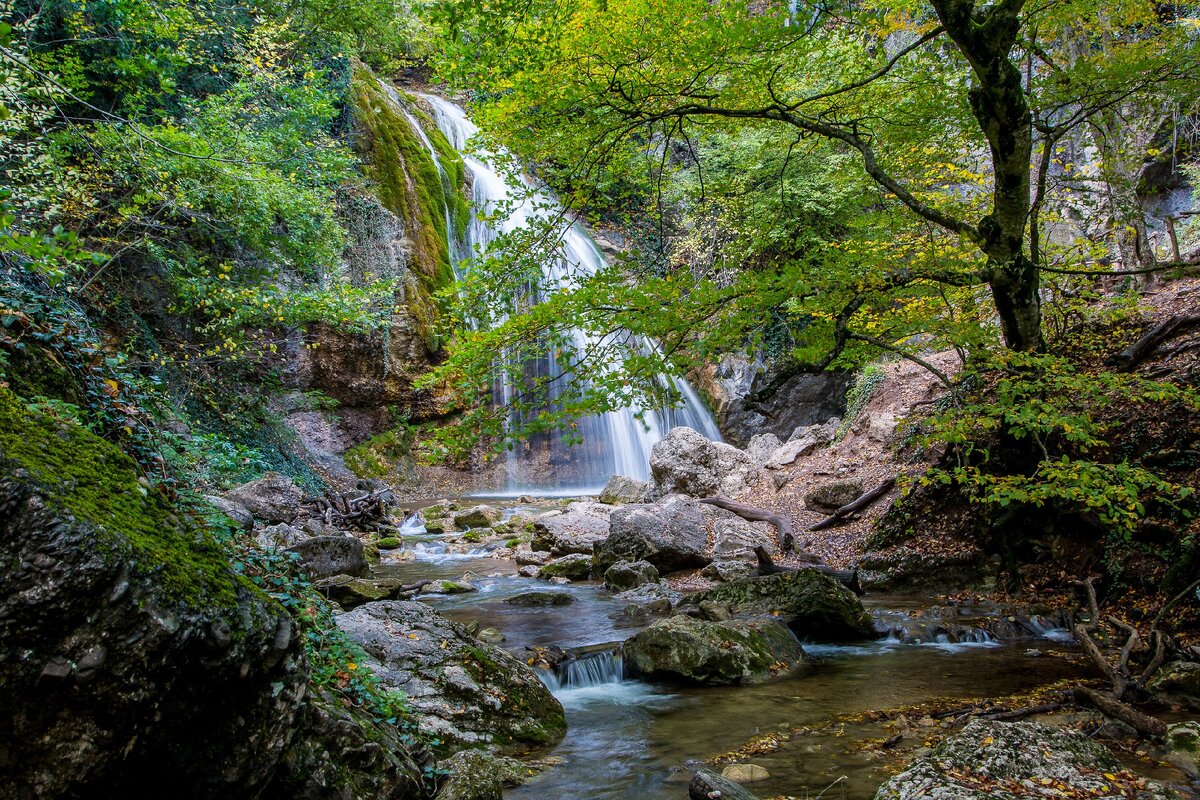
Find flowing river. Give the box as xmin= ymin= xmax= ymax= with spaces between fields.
xmin=377 ymin=507 xmax=1090 ymax=800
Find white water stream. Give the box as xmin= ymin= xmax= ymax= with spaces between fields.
xmin=411 ymin=93 xmax=722 ymax=492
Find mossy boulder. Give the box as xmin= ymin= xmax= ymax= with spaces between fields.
xmin=0 ymin=389 xmax=307 ymax=797
xmin=679 ymin=569 xmax=875 ymax=641
xmin=1147 ymin=660 xmax=1200 ymax=710
xmin=505 ymin=590 xmax=575 ymax=606
xmin=538 ymin=553 xmax=593 ymax=580
xmin=434 ymin=749 xmax=543 ymax=800
xmin=377 ymin=536 xmax=403 ymax=549
xmin=454 ymin=504 xmax=503 ymax=529
xmin=604 ymin=559 xmax=660 ymax=591
xmin=337 ymin=601 xmax=566 ymax=754
xmin=624 ymin=616 xmax=806 ymax=685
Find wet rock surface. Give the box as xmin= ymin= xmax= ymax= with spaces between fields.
xmin=603 ymin=559 xmax=661 ymax=591
xmin=680 ymin=569 xmax=875 ymax=641
xmin=624 ymin=615 xmax=805 ymax=685
xmin=336 ymin=600 xmax=566 ymax=753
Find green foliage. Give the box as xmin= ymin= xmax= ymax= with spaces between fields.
xmin=163 ymin=431 xmax=270 ymax=491
xmin=911 ymin=350 xmax=1198 ymax=569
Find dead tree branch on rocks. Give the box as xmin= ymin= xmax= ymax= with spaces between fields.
xmin=1106 ymin=314 xmax=1200 ymax=372
xmin=700 ymin=495 xmax=807 ymax=555
xmin=303 ymin=487 xmax=395 ymax=528
xmin=1069 ymin=577 xmax=1179 ymax=739
xmin=809 ymin=477 xmax=896 ymax=531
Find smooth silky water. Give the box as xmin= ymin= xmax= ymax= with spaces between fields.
xmin=378 ymin=516 xmax=1088 ymax=800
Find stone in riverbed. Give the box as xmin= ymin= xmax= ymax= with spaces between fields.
xmin=336 ymin=600 xmax=565 ymax=753
xmin=505 ymin=591 xmax=575 ymax=606
xmin=531 ymin=509 xmax=610 ymax=556
xmin=722 ymin=763 xmax=770 ymax=783
xmin=624 ymin=615 xmax=805 ymax=685
xmin=873 ymin=719 xmax=1172 ymax=800
xmin=538 ymin=553 xmax=592 ymax=580
xmin=599 ymin=474 xmax=650 ymax=504
xmin=603 ymin=559 xmax=660 ymax=591
xmin=454 ymin=504 xmax=502 ymax=529
xmin=690 ymin=768 xmax=761 ymax=800
xmin=700 ymin=560 xmax=757 ymax=583
xmin=614 ymin=583 xmax=679 ymax=616
xmin=1147 ymin=660 xmax=1200 ymax=710
xmin=680 ymin=569 xmax=874 ymax=641
xmin=434 ymin=749 xmax=542 ymax=800
xmin=593 ymin=494 xmax=710 ymax=573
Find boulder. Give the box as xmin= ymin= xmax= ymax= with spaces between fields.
xmin=614 ymin=583 xmax=680 ymax=616
xmin=434 ymin=749 xmax=539 ymax=800
xmin=746 ymin=433 xmax=783 ymax=464
xmin=624 ymin=616 xmax=805 ymax=685
xmin=423 ymin=579 xmax=477 ymax=595
xmin=538 ymin=553 xmax=593 ymax=580
xmin=594 ymin=495 xmax=710 ymax=573
xmin=599 ymin=474 xmax=650 ymax=504
xmin=376 ymin=536 xmax=402 ymax=549
xmin=514 ymin=549 xmax=551 ymax=566
xmin=223 ymin=472 xmax=303 ymax=524
xmin=788 ymin=418 xmax=839 ymax=445
xmin=0 ymin=391 xmax=306 ymax=797
xmin=264 ymin=689 xmax=423 ymax=800
xmin=764 ymin=437 xmax=820 ymax=470
xmin=680 ymin=570 xmax=874 ymax=641
xmin=648 ymin=426 xmax=761 ymax=499
xmin=603 ymin=560 xmax=660 ymax=591
xmin=285 ymin=535 xmax=369 ymax=579
xmin=256 ymin=522 xmax=309 ymax=550
xmin=873 ymin=719 xmax=1171 ymax=800
xmin=722 ymin=763 xmax=771 ymax=783
xmin=505 ymin=591 xmax=575 ymax=606
xmin=517 ymin=565 xmax=540 ymax=578
xmin=205 ymin=494 xmax=254 ymax=531
xmin=701 ymin=561 xmax=758 ymax=583
xmin=336 ymin=601 xmax=565 ymax=753
xmin=712 ymin=518 xmax=774 ymax=562
xmin=313 ymin=576 xmax=395 ymax=608
xmin=532 ymin=511 xmax=610 ymax=556
xmin=804 ymin=480 xmax=863 ymax=513
xmin=454 ymin=505 xmax=502 ymax=529
xmin=1165 ymin=721 xmax=1199 ymax=779
xmin=1147 ymin=660 xmax=1200 ymax=710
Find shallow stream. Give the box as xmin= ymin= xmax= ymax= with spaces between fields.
xmin=377 ymin=510 xmax=1090 ymax=800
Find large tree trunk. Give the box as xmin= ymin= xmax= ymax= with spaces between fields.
xmin=933 ymin=0 xmax=1044 ymax=352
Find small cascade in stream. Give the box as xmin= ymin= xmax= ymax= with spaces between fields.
xmin=412 ymin=94 xmax=723 ymax=492
xmin=537 ymin=650 xmax=627 ymax=691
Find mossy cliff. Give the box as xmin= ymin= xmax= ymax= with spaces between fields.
xmin=350 ymin=64 xmax=465 ymax=352
xmin=0 ymin=388 xmax=308 ymax=797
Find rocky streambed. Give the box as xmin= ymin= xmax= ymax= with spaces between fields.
xmin=355 ymin=498 xmax=1195 ymax=800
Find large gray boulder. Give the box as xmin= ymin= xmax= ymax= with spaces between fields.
xmin=285 ymin=535 xmax=368 ymax=579
xmin=599 ymin=474 xmax=650 ymax=504
xmin=453 ymin=505 xmax=502 ymax=529
xmin=614 ymin=582 xmax=680 ymax=616
xmin=0 ymin=394 xmax=307 ymax=798
xmin=603 ymin=559 xmax=660 ymax=591
xmin=223 ymin=472 xmax=303 ymax=524
xmin=531 ymin=509 xmax=610 ymax=556
xmin=746 ymin=433 xmax=783 ymax=465
xmin=711 ymin=517 xmax=774 ymax=562
xmin=680 ymin=570 xmax=875 ymax=641
xmin=205 ymin=494 xmax=254 ymax=531
xmin=874 ymin=719 xmax=1171 ymax=800
xmin=648 ymin=426 xmax=761 ymax=499
xmin=538 ymin=553 xmax=592 ymax=580
xmin=594 ymin=494 xmax=711 ymax=573
xmin=336 ymin=601 xmax=566 ymax=753
xmin=805 ymin=480 xmax=863 ymax=513
xmin=624 ymin=616 xmax=805 ymax=685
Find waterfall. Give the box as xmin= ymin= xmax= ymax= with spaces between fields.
xmin=413 ymin=93 xmax=722 ymax=492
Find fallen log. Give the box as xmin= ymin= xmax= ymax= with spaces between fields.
xmin=688 ymin=768 xmax=761 ymax=800
xmin=1072 ymin=686 xmax=1167 ymax=739
xmin=809 ymin=477 xmax=896 ymax=531
xmin=983 ymin=702 xmax=1062 ymax=721
xmin=1106 ymin=314 xmax=1200 ymax=372
xmin=753 ymin=546 xmax=863 ymax=595
xmin=700 ymin=495 xmax=803 ymax=554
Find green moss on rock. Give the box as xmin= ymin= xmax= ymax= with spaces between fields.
xmin=0 ymin=388 xmax=244 ymax=608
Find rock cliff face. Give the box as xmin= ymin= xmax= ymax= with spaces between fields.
xmin=0 ymin=390 xmax=307 ymax=798
xmin=695 ymin=355 xmax=851 ymax=447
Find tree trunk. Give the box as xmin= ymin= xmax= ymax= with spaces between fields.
xmin=933 ymin=0 xmax=1043 ymax=352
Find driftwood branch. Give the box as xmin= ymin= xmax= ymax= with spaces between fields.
xmin=753 ymin=546 xmax=863 ymax=595
xmin=1106 ymin=315 xmax=1200 ymax=372
xmin=1073 ymin=686 xmax=1167 ymax=739
xmin=302 ymin=487 xmax=396 ymax=528
xmin=809 ymin=477 xmax=897 ymax=531
xmin=700 ymin=495 xmax=801 ymax=554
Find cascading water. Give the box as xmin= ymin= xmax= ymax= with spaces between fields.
xmin=412 ymin=94 xmax=722 ymax=492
